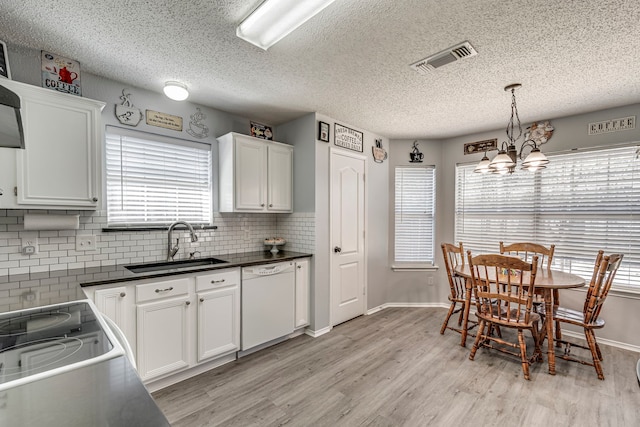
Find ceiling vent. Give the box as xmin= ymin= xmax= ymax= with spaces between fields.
xmin=410 ymin=41 xmax=477 ymax=75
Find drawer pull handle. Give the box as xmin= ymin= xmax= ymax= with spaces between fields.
xmin=155 ymin=286 xmax=174 ymax=293
xmin=211 ymin=279 xmax=226 ymax=284
xmin=119 ymin=292 xmax=126 ymax=298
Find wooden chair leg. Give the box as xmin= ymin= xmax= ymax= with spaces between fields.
xmin=469 ymin=320 xmax=486 ymax=361
xmin=440 ymin=302 xmax=457 ymax=334
xmin=457 ymin=304 xmax=465 ymax=326
xmin=517 ymin=329 xmax=530 ymax=380
xmin=585 ymin=329 xmax=605 ymax=380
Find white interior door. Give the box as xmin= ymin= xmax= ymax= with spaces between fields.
xmin=330 ymin=148 xmax=366 ymax=326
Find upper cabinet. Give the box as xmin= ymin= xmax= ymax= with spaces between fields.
xmin=218 ymin=132 xmax=292 ymax=213
xmin=0 ymin=79 xmax=105 ymax=209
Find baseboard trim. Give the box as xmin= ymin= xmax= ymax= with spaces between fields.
xmin=559 ymin=330 xmax=640 ymax=353
xmin=367 ymin=302 xmax=448 ymax=315
xmin=305 ymin=326 xmax=332 ymax=338
xmin=145 ymin=353 xmax=236 ymax=393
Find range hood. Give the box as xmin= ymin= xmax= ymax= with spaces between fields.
xmin=0 ymin=83 xmax=25 ymax=149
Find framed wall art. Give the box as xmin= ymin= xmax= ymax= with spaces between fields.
xmin=0 ymin=41 xmax=10 ymax=79
xmin=318 ymin=121 xmax=329 ymax=142
xmin=334 ymin=123 xmax=363 ymax=152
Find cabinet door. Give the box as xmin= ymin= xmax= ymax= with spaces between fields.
xmin=267 ymin=144 xmax=293 ymax=212
xmin=197 ymin=286 xmax=240 ymax=362
xmin=294 ymin=259 xmax=310 ymax=328
xmin=235 ymin=137 xmax=266 ymax=211
xmin=93 ymin=286 xmax=135 ymax=358
xmin=16 ymin=84 xmax=104 ymax=208
xmin=137 ymin=296 xmax=191 ymax=381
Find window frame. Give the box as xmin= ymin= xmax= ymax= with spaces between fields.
xmin=454 ymin=143 xmax=640 ymax=294
xmin=392 ymin=165 xmax=437 ymax=270
xmin=104 ymin=126 xmax=213 ymax=228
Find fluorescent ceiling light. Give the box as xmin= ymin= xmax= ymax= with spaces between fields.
xmin=163 ymin=81 xmax=189 ymax=101
xmin=237 ymin=0 xmax=336 ymax=50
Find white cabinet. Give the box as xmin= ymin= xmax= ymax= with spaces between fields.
xmin=294 ymin=258 xmax=311 ymax=328
xmin=0 ymin=79 xmax=104 ymax=209
xmin=85 ymin=285 xmax=136 ymax=358
xmin=196 ymin=270 xmax=240 ymax=362
xmin=218 ymin=132 xmax=293 ymax=212
xmin=136 ymin=278 xmax=191 ymax=381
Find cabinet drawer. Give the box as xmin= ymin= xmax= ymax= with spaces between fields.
xmin=196 ymin=269 xmax=240 ymax=292
xmin=136 ymin=277 xmax=190 ymax=303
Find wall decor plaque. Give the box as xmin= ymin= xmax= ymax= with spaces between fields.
xmin=0 ymin=40 xmax=10 ymax=79
xmin=41 ymin=51 xmax=82 ymax=96
xmin=145 ymin=109 xmax=183 ymax=131
xmin=464 ymin=138 xmax=498 ymax=155
xmin=334 ymin=123 xmax=363 ymax=152
xmin=115 ymin=89 xmax=143 ymax=126
xmin=250 ymin=121 xmax=273 ymax=140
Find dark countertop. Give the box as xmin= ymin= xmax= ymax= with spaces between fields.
xmin=0 ymin=355 xmax=170 ymax=427
xmin=0 ymin=250 xmax=312 ymax=314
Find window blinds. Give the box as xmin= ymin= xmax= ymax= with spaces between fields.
xmin=455 ymin=145 xmax=640 ymax=291
xmin=105 ymin=126 xmax=212 ymax=226
xmin=395 ymin=166 xmax=436 ymax=263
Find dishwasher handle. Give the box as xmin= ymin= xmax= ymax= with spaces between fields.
xmin=244 ymin=262 xmax=292 ymax=276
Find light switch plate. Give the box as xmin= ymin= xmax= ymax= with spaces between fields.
xmin=76 ymin=235 xmax=97 ymax=251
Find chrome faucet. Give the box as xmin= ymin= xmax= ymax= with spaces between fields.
xmin=167 ymin=221 xmax=198 ymax=261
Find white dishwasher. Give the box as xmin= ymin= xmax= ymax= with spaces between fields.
xmin=241 ymin=261 xmax=295 ymax=351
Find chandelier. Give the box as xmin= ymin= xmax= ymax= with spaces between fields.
xmin=474 ymin=84 xmax=550 ymax=174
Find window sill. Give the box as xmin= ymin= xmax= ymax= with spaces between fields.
xmin=103 ymin=225 xmax=217 ymax=232
xmin=391 ymin=264 xmax=439 ymax=272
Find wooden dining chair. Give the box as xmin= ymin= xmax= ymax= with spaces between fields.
xmin=499 ymin=241 xmax=557 ymax=324
xmin=550 ymin=251 xmax=623 ymax=380
xmin=440 ymin=243 xmax=477 ymax=346
xmin=467 ymin=252 xmax=542 ymax=380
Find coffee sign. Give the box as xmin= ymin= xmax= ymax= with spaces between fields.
xmin=334 ymin=123 xmax=363 ymax=153
xmin=41 ymin=51 xmax=82 ymax=96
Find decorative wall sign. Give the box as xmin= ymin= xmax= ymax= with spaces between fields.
xmin=145 ymin=109 xmax=183 ymax=131
xmin=318 ymin=121 xmax=329 ymax=142
xmin=334 ymin=123 xmax=363 ymax=152
xmin=588 ymin=116 xmax=634 ymax=135
xmin=0 ymin=41 xmax=10 ymax=79
xmin=187 ymin=108 xmax=209 ymax=138
xmin=409 ymin=141 xmax=424 ymax=163
xmin=464 ymin=138 xmax=497 ymax=155
xmin=526 ymin=121 xmax=554 ymax=144
xmin=372 ymin=138 xmax=387 ymax=163
xmin=251 ymin=121 xmax=273 ymax=140
xmin=115 ymin=89 xmax=143 ymax=126
xmin=41 ymin=51 xmax=81 ymax=96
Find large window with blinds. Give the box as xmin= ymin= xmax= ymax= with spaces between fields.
xmin=105 ymin=126 xmax=212 ymax=226
xmin=394 ymin=166 xmax=436 ymax=264
xmin=455 ymin=145 xmax=640 ymax=292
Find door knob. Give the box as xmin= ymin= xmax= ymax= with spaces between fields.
xmin=334 ymin=246 xmax=342 ymax=253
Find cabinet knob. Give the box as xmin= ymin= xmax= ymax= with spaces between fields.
xmin=92 ymin=197 xmax=98 ymax=202
xmin=297 ymin=265 xmax=302 ymax=269
xmin=261 ymin=203 xmax=265 ymax=207
xmin=200 ymin=298 xmax=205 ymax=302
xmin=185 ymin=301 xmax=191 ymax=306
xmin=269 ymin=204 xmax=273 ymax=207
xmin=334 ymin=246 xmax=342 ymax=253
xmin=119 ymin=292 xmax=126 ymax=298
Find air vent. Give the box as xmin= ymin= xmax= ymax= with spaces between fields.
xmin=410 ymin=41 xmax=477 ymax=75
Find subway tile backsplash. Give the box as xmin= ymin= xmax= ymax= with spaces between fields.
xmin=0 ymin=210 xmax=315 ymax=278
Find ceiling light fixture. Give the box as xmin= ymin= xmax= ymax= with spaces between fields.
xmin=237 ymin=0 xmax=336 ymax=50
xmin=163 ymin=81 xmax=189 ymax=101
xmin=475 ymin=84 xmax=550 ymax=174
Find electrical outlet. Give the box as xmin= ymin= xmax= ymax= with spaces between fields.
xmin=76 ymin=235 xmax=97 ymax=251
xmin=21 ymin=232 xmax=38 ymax=255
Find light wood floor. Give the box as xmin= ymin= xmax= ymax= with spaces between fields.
xmin=153 ymin=308 xmax=640 ymax=426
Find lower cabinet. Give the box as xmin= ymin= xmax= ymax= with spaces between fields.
xmin=136 ymin=291 xmax=191 ymax=381
xmin=196 ymin=270 xmax=241 ymax=362
xmin=294 ymin=258 xmax=310 ymax=328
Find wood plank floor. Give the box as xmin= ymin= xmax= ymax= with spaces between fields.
xmin=153 ymin=308 xmax=640 ymax=426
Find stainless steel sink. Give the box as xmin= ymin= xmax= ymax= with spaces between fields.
xmin=125 ymin=257 xmax=228 ymax=274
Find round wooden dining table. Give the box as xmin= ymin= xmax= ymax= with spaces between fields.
xmin=454 ymin=264 xmax=585 ymax=375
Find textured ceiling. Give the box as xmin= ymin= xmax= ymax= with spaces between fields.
xmin=1 ymin=0 xmax=639 ymax=139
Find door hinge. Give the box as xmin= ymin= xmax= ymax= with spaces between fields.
xmin=14 ymin=187 xmax=17 ymax=196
